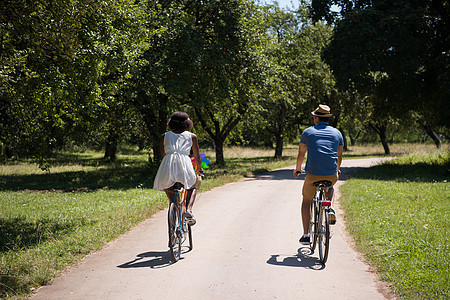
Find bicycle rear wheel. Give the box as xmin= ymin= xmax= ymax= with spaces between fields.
xmin=309 ymin=199 xmax=318 ymax=251
xmin=168 ymin=202 xmax=182 ymax=262
xmin=318 ymin=206 xmax=330 ymax=264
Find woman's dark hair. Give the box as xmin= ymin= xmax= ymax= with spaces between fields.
xmin=168 ymin=112 xmax=193 ymax=132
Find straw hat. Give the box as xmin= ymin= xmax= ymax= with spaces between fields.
xmin=311 ymin=105 xmax=332 ymax=117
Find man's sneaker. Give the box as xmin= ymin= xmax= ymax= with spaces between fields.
xmin=328 ymin=208 xmax=336 ymax=225
xmin=299 ymin=234 xmax=310 ymax=245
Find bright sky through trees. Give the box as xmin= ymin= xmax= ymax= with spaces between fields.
xmin=260 ymin=0 xmax=299 ymax=9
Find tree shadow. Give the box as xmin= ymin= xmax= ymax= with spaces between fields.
xmin=266 ymin=247 xmax=325 ymax=270
xmin=350 ymin=161 xmax=449 ymax=182
xmin=0 ymin=164 xmax=157 ymax=192
xmin=0 ymin=217 xmax=92 ymax=253
xmin=246 ymin=166 xmax=366 ymax=182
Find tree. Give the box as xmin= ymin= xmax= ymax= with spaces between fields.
xmin=257 ymin=4 xmax=339 ymax=158
xmin=259 ymin=4 xmax=301 ymax=158
xmin=130 ymin=0 xmax=264 ymax=165
xmin=310 ymin=0 xmax=450 ymax=148
xmin=0 ymin=0 xmax=147 ymax=164
xmin=187 ymin=0 xmax=264 ymax=165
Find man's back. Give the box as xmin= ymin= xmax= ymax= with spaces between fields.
xmin=300 ymin=122 xmax=343 ymax=176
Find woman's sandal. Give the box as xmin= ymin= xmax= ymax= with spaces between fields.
xmin=184 ymin=212 xmax=196 ymax=226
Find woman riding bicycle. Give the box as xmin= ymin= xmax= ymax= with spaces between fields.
xmin=153 ymin=112 xmax=203 ymax=225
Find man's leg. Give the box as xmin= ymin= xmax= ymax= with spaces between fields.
xmin=301 ymin=197 xmax=312 ymax=234
xmin=300 ymin=174 xmax=316 ymax=245
xmin=327 ymin=187 xmax=334 ymax=201
xmin=327 ymin=185 xmax=337 ymax=225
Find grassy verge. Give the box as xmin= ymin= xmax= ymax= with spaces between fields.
xmin=340 ymin=149 xmax=449 ymax=299
xmin=0 ymin=143 xmax=444 ymax=298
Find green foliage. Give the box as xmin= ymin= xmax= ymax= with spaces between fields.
xmin=0 ymin=0 xmax=149 ymax=163
xmin=239 ymin=3 xmax=346 ymax=157
xmin=3 ymin=0 xmax=446 ymax=168
xmin=310 ymin=0 xmax=450 ymax=132
xmin=340 ymin=150 xmax=450 ymax=299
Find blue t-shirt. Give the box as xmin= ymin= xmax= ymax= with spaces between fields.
xmin=300 ymin=122 xmax=344 ymax=176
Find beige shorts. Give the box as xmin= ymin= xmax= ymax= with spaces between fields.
xmin=302 ymin=173 xmax=338 ymax=200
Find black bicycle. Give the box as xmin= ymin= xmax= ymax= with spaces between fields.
xmin=309 ymin=180 xmax=332 ymax=264
xmin=167 ymin=182 xmax=193 ymax=262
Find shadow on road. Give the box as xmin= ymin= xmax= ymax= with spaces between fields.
xmin=266 ymin=247 xmax=325 ymax=270
xmin=246 ymin=166 xmax=366 ymax=182
xmin=117 ymin=250 xmax=173 ymax=269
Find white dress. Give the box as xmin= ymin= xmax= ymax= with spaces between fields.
xmin=153 ymin=131 xmax=197 ymax=191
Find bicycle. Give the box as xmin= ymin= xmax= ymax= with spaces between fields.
xmin=167 ymin=182 xmax=193 ymax=263
xmin=309 ymin=180 xmax=333 ymax=264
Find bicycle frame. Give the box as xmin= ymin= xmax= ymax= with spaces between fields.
xmin=174 ymin=187 xmax=188 ymax=238
xmin=168 ymin=184 xmax=192 ymax=262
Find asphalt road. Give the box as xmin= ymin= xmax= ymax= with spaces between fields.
xmin=30 ymin=158 xmax=395 ymax=300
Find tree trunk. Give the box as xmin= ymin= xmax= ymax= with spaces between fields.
xmin=422 ymin=124 xmax=441 ymax=148
xmin=214 ymin=137 xmax=225 ymax=166
xmin=104 ymin=131 xmax=118 ymax=161
xmin=135 ymin=92 xmax=168 ymax=164
xmin=349 ymin=130 xmax=361 ymax=146
xmin=194 ymin=107 xmax=243 ymax=167
xmin=274 ymin=134 xmax=283 ymax=158
xmin=273 ymin=104 xmax=287 ymax=159
xmin=339 ymin=128 xmax=348 ymax=151
xmin=380 ymin=131 xmax=390 ymax=155
xmin=369 ymin=122 xmax=390 ymax=155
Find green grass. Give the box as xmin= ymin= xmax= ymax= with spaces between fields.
xmin=0 ymin=143 xmax=446 ymax=298
xmin=340 ymin=150 xmax=449 ymax=299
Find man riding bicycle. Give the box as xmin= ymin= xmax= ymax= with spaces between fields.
xmin=293 ymin=105 xmax=344 ymax=245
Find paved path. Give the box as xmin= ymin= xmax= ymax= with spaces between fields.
xmin=31 ymin=158 xmax=395 ymax=299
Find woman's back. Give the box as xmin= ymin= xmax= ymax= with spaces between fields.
xmin=153 ymin=131 xmax=196 ymax=191
xmin=164 ymin=131 xmax=193 ymax=155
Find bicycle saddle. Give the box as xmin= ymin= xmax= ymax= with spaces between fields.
xmin=169 ymin=182 xmax=184 ymax=190
xmin=313 ymin=180 xmax=332 ymax=187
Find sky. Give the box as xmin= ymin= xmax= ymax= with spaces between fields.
xmin=258 ymin=0 xmax=300 ymax=9
xmin=258 ymin=1 xmax=339 ymax=12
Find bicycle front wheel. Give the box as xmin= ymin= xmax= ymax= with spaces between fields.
xmin=309 ymin=200 xmax=318 ymax=251
xmin=318 ymin=206 xmax=330 ymax=264
xmin=168 ymin=202 xmax=182 ymax=262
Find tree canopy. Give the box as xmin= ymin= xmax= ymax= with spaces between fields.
xmin=0 ymin=0 xmax=447 ymax=165
xmin=310 ymin=0 xmax=449 ymax=149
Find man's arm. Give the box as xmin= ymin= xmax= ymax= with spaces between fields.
xmin=337 ymin=145 xmax=343 ymax=174
xmin=293 ymin=142 xmax=307 ymax=178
